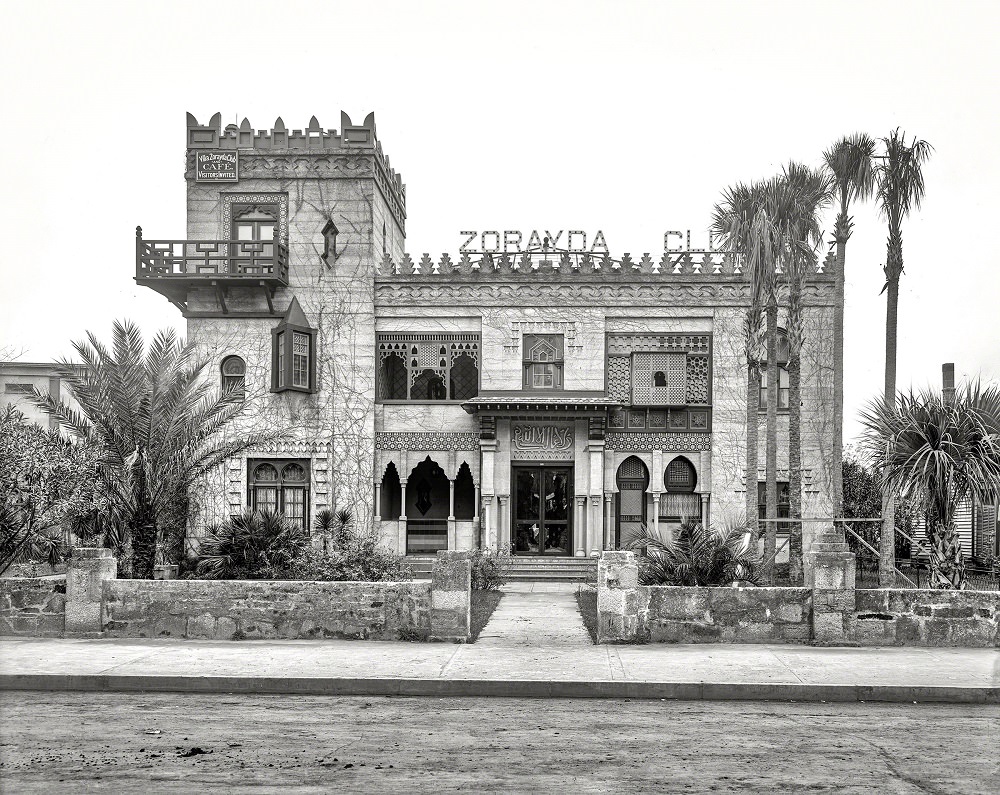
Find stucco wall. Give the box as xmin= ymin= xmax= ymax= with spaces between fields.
xmin=102 ymin=579 xmax=431 ymax=641
xmin=0 ymin=577 xmax=66 ymax=637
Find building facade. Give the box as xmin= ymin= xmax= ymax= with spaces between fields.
xmin=136 ymin=112 xmax=843 ymax=559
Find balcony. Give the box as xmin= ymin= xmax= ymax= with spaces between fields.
xmin=134 ymin=226 xmax=289 ymax=315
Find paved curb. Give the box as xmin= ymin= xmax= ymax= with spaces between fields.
xmin=2 ymin=674 xmax=997 ymax=704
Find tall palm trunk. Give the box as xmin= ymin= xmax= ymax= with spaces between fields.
xmin=745 ymin=313 xmax=762 ymax=544
xmin=880 ymin=231 xmax=902 ymax=587
xmin=787 ymin=353 xmax=803 ymax=584
xmin=832 ymin=228 xmax=847 ymax=526
xmin=764 ymin=300 xmax=779 ymax=584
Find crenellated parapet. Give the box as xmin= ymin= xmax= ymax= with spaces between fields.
xmin=375 ymin=247 xmax=836 ymax=280
xmin=185 ymin=112 xmax=406 ymax=232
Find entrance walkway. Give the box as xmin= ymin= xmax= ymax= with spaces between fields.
xmin=476 ymin=582 xmax=591 ymax=647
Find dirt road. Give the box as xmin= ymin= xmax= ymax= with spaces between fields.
xmin=1 ymin=692 xmax=997 ymax=793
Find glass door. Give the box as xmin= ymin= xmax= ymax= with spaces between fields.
xmin=512 ymin=466 xmax=573 ymax=556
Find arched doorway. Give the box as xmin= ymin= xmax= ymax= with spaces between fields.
xmin=406 ymin=457 xmax=449 ymax=553
xmin=616 ymin=456 xmax=649 ymax=549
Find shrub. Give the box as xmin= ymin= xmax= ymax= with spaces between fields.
xmin=629 ymin=519 xmax=761 ymax=587
xmin=470 ymin=547 xmax=512 ymax=590
xmin=276 ymin=533 xmax=412 ymax=582
xmin=195 ymin=510 xmax=309 ymax=579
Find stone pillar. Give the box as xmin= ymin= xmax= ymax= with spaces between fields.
xmin=399 ymin=479 xmax=408 ymax=555
xmin=575 ymin=496 xmax=587 ymax=557
xmin=652 ymin=494 xmax=661 ymax=538
xmin=805 ymin=522 xmax=856 ymax=590
xmin=482 ymin=495 xmax=494 ymax=550
xmin=473 ymin=482 xmax=481 ymax=548
xmin=700 ymin=493 xmax=709 ymax=528
xmin=430 ymin=550 xmax=472 ymax=642
xmin=589 ymin=495 xmax=602 ymax=556
xmin=66 ymin=548 xmax=116 ymax=634
xmin=373 ymin=481 xmax=382 ymax=522
xmin=497 ymin=495 xmax=510 ymax=553
xmin=448 ymin=479 xmax=456 ymax=550
xmin=604 ymin=493 xmax=614 ymax=550
xmin=597 ymin=551 xmax=642 ymax=643
xmin=806 ymin=522 xmax=857 ymax=646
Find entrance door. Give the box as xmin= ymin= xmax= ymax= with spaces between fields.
xmin=512 ymin=466 xmax=572 ymax=556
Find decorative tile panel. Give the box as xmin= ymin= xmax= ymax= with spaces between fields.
xmin=607 ymin=356 xmax=631 ymax=402
xmin=605 ymin=432 xmax=712 ymax=452
xmin=375 ymin=432 xmax=479 ymax=451
xmin=687 ymin=354 xmax=710 ymax=404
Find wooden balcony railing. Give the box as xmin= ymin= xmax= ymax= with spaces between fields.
xmin=135 ymin=227 xmax=289 ymax=283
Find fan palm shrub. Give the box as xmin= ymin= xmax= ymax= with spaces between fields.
xmin=628 ymin=520 xmax=762 ymax=587
xmin=860 ymin=382 xmax=1000 ymax=589
xmin=195 ymin=509 xmax=309 ymax=579
xmin=32 ymin=321 xmax=280 ymax=578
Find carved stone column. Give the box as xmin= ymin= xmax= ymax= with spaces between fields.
xmin=448 ymin=479 xmax=456 ymax=550
xmin=589 ymin=495 xmax=602 ymax=556
xmin=497 ymin=495 xmax=510 ymax=553
xmin=575 ymin=496 xmax=587 ymax=557
xmin=700 ymin=493 xmax=709 ymax=528
xmin=473 ymin=482 xmax=481 ymax=547
xmin=482 ymin=495 xmax=494 ymax=550
xmin=399 ymin=478 xmax=408 ymax=555
xmin=652 ymin=494 xmax=661 ymax=538
xmin=373 ymin=481 xmax=382 ymax=523
xmin=604 ymin=493 xmax=614 ymax=550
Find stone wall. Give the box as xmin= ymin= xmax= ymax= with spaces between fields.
xmin=597 ymin=551 xmax=1000 ymax=647
xmin=641 ymin=586 xmax=812 ymax=644
xmin=103 ymin=580 xmax=433 ymax=641
xmin=0 ymin=577 xmax=65 ymax=637
xmin=850 ymin=589 xmax=1000 ymax=647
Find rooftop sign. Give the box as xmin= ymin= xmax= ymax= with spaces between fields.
xmin=195 ymin=151 xmax=239 ymax=182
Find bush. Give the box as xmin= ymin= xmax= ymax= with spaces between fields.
xmin=470 ymin=547 xmax=511 ymax=590
xmin=195 ymin=510 xmax=309 ymax=579
xmin=274 ymin=532 xmax=412 ymax=582
xmin=629 ymin=519 xmax=761 ymax=587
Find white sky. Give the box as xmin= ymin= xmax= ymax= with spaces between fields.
xmin=2 ymin=0 xmax=998 ymax=443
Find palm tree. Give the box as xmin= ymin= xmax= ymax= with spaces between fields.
xmin=33 ymin=321 xmax=280 ymax=578
xmin=860 ymin=382 xmax=1000 ymax=589
xmin=774 ymin=163 xmax=833 ymax=585
xmin=628 ymin=519 xmax=762 ymax=586
xmin=873 ymin=129 xmax=933 ymax=585
xmin=823 ymin=134 xmax=876 ymax=530
xmin=711 ymin=182 xmax=778 ymax=565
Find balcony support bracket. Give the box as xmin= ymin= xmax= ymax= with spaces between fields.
xmin=212 ymin=281 xmax=228 ymax=314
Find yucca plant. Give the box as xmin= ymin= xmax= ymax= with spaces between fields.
xmin=628 ymin=520 xmax=762 ymax=587
xmin=860 ymin=382 xmax=1000 ymax=589
xmin=195 ymin=509 xmax=309 ymax=579
xmin=313 ymin=507 xmax=355 ymax=553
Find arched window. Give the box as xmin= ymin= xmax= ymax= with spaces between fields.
xmin=662 ymin=456 xmax=699 ymax=524
xmin=248 ymin=458 xmax=310 ymax=530
xmin=380 ymin=352 xmax=408 ymax=400
xmin=450 ymin=354 xmax=479 ymax=401
xmin=454 ymin=461 xmax=476 ymax=520
xmin=221 ymin=355 xmax=246 ymax=399
xmin=411 ymin=369 xmax=447 ymax=400
xmin=759 ymin=329 xmax=790 ymax=411
xmin=380 ymin=462 xmax=402 ymax=519
xmin=653 ymin=371 xmax=667 ymax=387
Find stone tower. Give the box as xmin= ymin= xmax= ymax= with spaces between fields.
xmin=136 ymin=112 xmax=406 ymax=540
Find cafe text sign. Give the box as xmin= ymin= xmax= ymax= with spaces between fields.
xmin=195 ymin=151 xmax=239 ymax=183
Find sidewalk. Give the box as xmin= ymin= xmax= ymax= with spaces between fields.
xmin=2 ymin=636 xmax=997 ymax=703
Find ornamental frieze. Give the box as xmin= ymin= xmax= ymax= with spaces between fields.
xmin=605 ymin=432 xmax=712 ymax=452
xmin=375 ymin=432 xmax=480 ymax=451
xmin=511 ymin=422 xmax=575 ymax=461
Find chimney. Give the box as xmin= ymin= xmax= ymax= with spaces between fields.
xmin=942 ymin=363 xmax=956 ymax=405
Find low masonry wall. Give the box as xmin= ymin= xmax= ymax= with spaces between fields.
xmin=0 ymin=577 xmax=66 ymax=637
xmin=641 ymin=586 xmax=812 ymax=644
xmin=103 ymin=580 xmax=433 ymax=641
xmin=0 ymin=548 xmax=472 ymax=642
xmin=850 ymin=589 xmax=1000 ymax=647
xmin=598 ymin=551 xmax=1000 ymax=647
